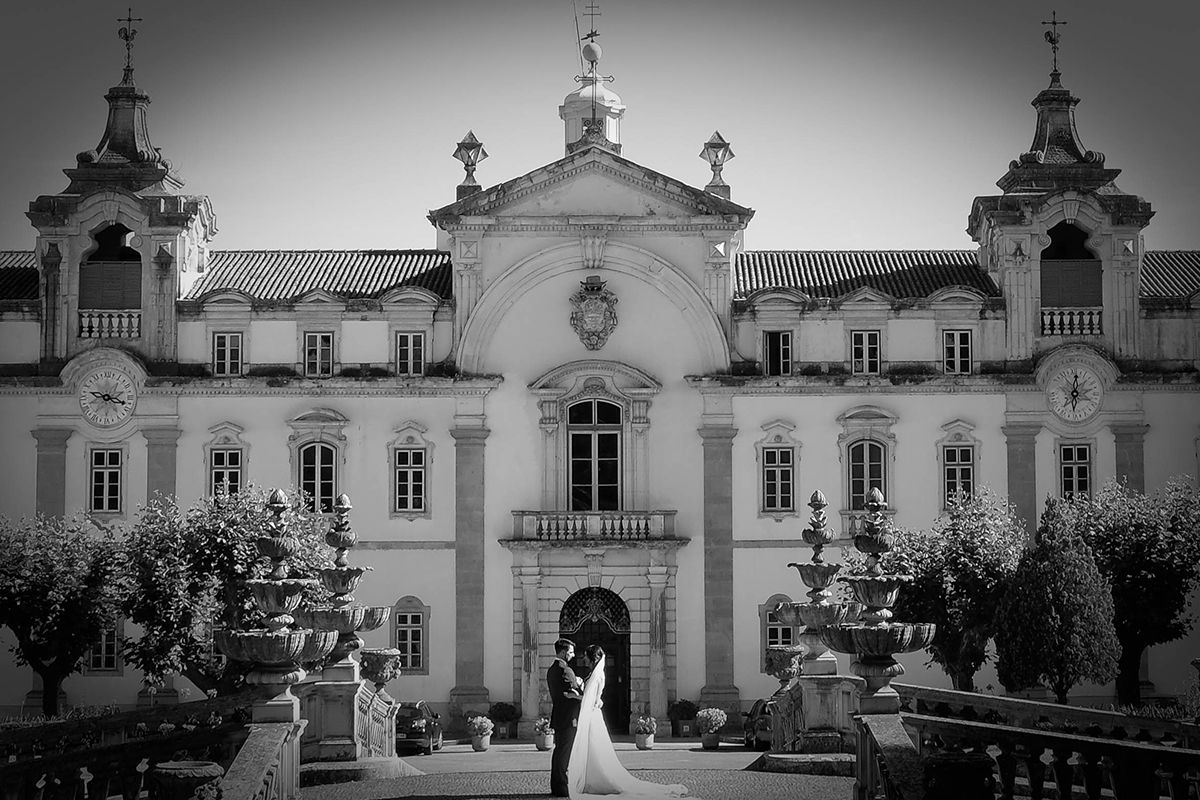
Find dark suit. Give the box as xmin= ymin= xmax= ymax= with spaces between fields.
xmin=547 ymin=657 xmax=582 ymax=796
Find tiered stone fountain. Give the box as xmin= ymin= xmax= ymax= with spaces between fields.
xmin=820 ymin=488 xmax=936 ymax=714
xmin=214 ymin=489 xmax=338 ymax=722
xmin=293 ymin=494 xmax=392 ymax=761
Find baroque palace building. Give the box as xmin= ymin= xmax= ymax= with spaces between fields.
xmin=0 ymin=27 xmax=1198 ymax=727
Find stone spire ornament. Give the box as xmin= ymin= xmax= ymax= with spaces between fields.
xmin=452 ymin=131 xmax=488 ymax=200
xmin=700 ymin=132 xmax=734 ymax=199
xmin=117 ymin=8 xmax=143 ymax=86
xmin=561 ymin=5 xmax=624 ymax=155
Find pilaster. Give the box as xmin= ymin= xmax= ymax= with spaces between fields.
xmin=32 ymin=428 xmax=72 ymax=518
xmin=1110 ymin=422 xmax=1149 ymax=493
xmin=1002 ymin=423 xmax=1041 ymax=536
xmin=143 ymin=427 xmax=182 ymax=501
xmin=1004 ymin=265 xmax=1034 ymax=360
xmin=646 ymin=566 xmax=671 ymax=720
xmin=697 ymin=423 xmax=740 ymax=715
xmin=451 ymin=235 xmax=483 ymax=352
xmin=449 ymin=423 xmax=491 ymax=715
xmin=515 ymin=565 xmax=542 ymax=728
xmin=1109 ymin=263 xmax=1141 ymax=359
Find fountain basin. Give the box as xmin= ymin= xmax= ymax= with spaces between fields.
xmin=298 ymin=628 xmax=339 ymax=663
xmin=841 ymin=574 xmax=912 ymax=609
xmin=787 ymin=562 xmax=841 ymax=590
xmin=801 ymin=525 xmax=836 ymax=550
xmin=796 ymin=602 xmax=854 ymax=628
xmin=772 ymin=601 xmax=807 ymax=628
xmin=215 ymin=629 xmax=308 ymax=665
xmin=295 ymin=605 xmax=369 ymax=634
xmin=318 ymin=565 xmax=371 ymax=596
xmin=852 ymin=529 xmax=896 ymax=558
xmin=819 ymin=622 xmax=936 ymax=656
xmin=256 ymin=534 xmax=300 ymax=562
xmin=246 ymin=578 xmax=315 ymax=614
xmin=360 ymin=605 xmax=390 ymax=632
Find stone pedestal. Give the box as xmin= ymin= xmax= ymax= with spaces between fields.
xmin=148 ymin=761 xmax=225 ymax=800
xmin=253 ymin=687 xmax=302 ymax=724
xmin=794 ymin=674 xmax=863 ymax=753
xmin=301 ymin=680 xmax=372 ymax=761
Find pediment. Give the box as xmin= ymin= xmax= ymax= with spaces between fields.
xmin=429 ymin=147 xmax=753 ymax=225
xmin=745 ymin=287 xmax=812 ymax=307
xmin=927 ymin=285 xmax=987 ymax=304
xmin=838 ymin=286 xmax=895 ymax=305
xmin=295 ymin=288 xmax=345 ymax=306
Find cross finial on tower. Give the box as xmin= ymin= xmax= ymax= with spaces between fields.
xmin=117 ymin=7 xmax=144 ymax=85
xmin=1041 ymin=10 xmax=1067 ymax=76
xmin=581 ymin=3 xmax=601 ymax=41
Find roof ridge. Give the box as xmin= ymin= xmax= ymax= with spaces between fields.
xmin=740 ymin=248 xmax=977 ymax=253
xmin=210 ymin=248 xmax=449 ymax=255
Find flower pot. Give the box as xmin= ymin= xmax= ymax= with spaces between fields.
xmin=534 ymin=733 xmax=554 ymax=751
xmin=471 ymin=734 xmax=491 ymax=751
xmin=635 ymin=733 xmax=654 ymax=750
xmin=700 ymin=732 xmax=720 ymax=750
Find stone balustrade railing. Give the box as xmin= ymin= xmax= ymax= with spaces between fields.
xmin=905 ymin=711 xmax=1200 ymax=799
xmin=221 ymin=721 xmax=306 ymax=800
xmin=1041 ymin=306 xmax=1103 ymax=336
xmin=78 ymin=309 xmax=141 ymax=338
xmin=855 ymin=714 xmax=925 ymax=800
xmin=895 ymin=682 xmax=1200 ymax=748
xmin=353 ymin=684 xmax=398 ymax=758
xmin=510 ymin=510 xmax=677 ymax=542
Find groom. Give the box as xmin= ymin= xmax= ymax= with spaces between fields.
xmin=547 ymin=638 xmax=584 ymax=797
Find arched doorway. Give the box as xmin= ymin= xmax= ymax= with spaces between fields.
xmin=559 ymin=587 xmax=630 ymax=734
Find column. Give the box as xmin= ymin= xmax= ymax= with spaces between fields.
xmin=449 ymin=425 xmax=490 ymax=715
xmin=1003 ymin=423 xmax=1040 ymax=536
xmin=143 ymin=427 xmax=182 ymax=501
xmin=1111 ymin=422 xmax=1149 ymax=493
xmin=515 ymin=564 xmax=542 ymax=732
xmin=32 ymin=428 xmax=72 ymax=518
xmin=697 ymin=425 xmax=740 ymax=714
xmin=646 ymin=565 xmax=670 ymax=722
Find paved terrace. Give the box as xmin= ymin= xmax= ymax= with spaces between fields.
xmin=300 ymin=740 xmax=854 ymax=800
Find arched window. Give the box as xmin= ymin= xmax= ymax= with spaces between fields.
xmin=79 ymin=224 xmax=142 ymax=310
xmin=299 ymin=442 xmax=337 ymax=513
xmin=758 ymin=593 xmax=794 ymax=672
xmin=1040 ymin=221 xmax=1100 ymax=308
xmin=847 ymin=440 xmax=886 ymax=511
xmin=391 ymin=595 xmax=429 ymax=674
xmin=567 ymin=399 xmax=622 ymax=511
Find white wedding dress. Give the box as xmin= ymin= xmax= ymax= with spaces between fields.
xmin=567 ymin=656 xmax=690 ymax=799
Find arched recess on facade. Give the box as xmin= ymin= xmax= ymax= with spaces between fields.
xmin=560 ymin=586 xmax=632 ymax=734
xmin=456 ymin=241 xmax=729 ymax=374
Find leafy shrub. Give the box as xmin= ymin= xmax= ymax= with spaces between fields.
xmin=695 ymin=707 xmax=727 ymax=735
xmin=488 ymin=701 xmax=521 ymax=723
xmin=667 ymin=699 xmax=698 ymax=720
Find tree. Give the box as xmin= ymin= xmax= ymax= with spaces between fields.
xmin=995 ymin=504 xmax=1118 ymax=703
xmin=122 ymin=487 xmax=330 ymax=696
xmin=889 ymin=488 xmax=1026 ymax=692
xmin=0 ymin=515 xmax=125 ymax=717
xmin=1052 ymin=478 xmax=1200 ymax=705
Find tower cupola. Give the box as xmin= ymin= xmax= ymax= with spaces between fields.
xmin=559 ymin=39 xmax=625 ymax=156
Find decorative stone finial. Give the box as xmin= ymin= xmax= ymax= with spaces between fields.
xmin=452 ymin=131 xmax=488 ymax=200
xmin=700 ymin=132 xmax=734 ymax=199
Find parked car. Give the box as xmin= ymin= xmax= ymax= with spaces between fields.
xmin=742 ymin=698 xmax=773 ymax=750
xmin=395 ymin=700 xmax=444 ymax=755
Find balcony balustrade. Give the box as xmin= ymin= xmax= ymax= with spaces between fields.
xmin=510 ymin=510 xmax=677 ymax=542
xmin=78 ymin=309 xmax=141 ymax=338
xmin=1041 ymin=306 xmax=1102 ymax=336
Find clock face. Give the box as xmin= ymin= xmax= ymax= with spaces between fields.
xmin=1047 ymin=366 xmax=1102 ymax=423
xmin=78 ymin=368 xmax=137 ymax=427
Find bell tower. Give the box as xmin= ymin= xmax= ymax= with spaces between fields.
xmin=26 ymin=12 xmax=215 ymax=373
xmin=968 ymin=14 xmax=1153 ymax=364
xmin=559 ymin=7 xmax=625 ymax=156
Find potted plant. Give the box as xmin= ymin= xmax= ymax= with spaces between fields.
xmin=533 ymin=716 xmax=554 ymax=751
xmin=467 ymin=715 xmax=494 ymax=751
xmin=667 ymin=698 xmax=698 ymax=737
xmin=488 ymin=701 xmax=521 ymax=739
xmin=632 ymin=714 xmax=657 ymax=750
xmin=696 ymin=707 xmax=727 ymax=750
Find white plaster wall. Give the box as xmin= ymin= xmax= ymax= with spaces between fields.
xmin=0 ymin=321 xmax=40 ymax=362
xmin=887 ymin=319 xmax=936 ymax=362
xmin=1144 ymin=392 xmax=1200 ymax=486
xmin=340 ymin=321 xmax=389 ymax=364
xmin=248 ymin=320 xmax=298 ymax=365
xmin=799 ymin=319 xmax=845 ymax=362
xmin=176 ymin=321 xmax=208 ymax=363
xmin=0 ymin=396 xmax=39 ymax=519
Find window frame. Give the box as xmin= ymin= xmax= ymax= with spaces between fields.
xmin=567 ymin=398 xmax=624 ymax=512
xmin=850 ymin=330 xmax=882 ymax=376
xmin=88 ymin=446 xmax=124 ymax=514
xmin=942 ymin=329 xmax=973 ymax=376
xmin=393 ymin=447 xmax=427 ymax=515
xmin=391 ymin=595 xmax=430 ymax=675
xmin=395 ymin=331 xmax=426 ymax=376
xmin=84 ymin=618 xmax=124 ymax=674
xmin=212 ymin=331 xmax=243 ymax=377
xmin=762 ymin=330 xmax=793 ymax=377
xmin=758 ymin=593 xmax=795 ymax=672
xmin=762 ymin=447 xmax=795 ymax=514
xmin=1059 ymin=441 xmax=1093 ymax=498
xmin=303 ymin=331 xmax=335 ymax=378
xmin=298 ymin=441 xmax=339 ymax=513
xmin=210 ymin=447 xmax=244 ymax=497
xmin=847 ymin=439 xmax=887 ymax=512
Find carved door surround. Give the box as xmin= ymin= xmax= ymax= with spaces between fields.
xmin=530 ymin=359 xmax=661 ymax=511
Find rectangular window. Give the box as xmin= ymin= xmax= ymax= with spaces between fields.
xmin=394 ymin=611 xmax=424 ymax=670
xmin=765 ymin=608 xmax=794 ymax=648
xmin=851 ymin=330 xmax=881 ymax=375
xmin=90 ymin=449 xmax=122 ymax=513
xmin=304 ymin=332 xmax=334 ymax=377
xmin=89 ymin=625 xmax=119 ymax=671
xmin=210 ymin=448 xmax=243 ymax=496
xmin=1060 ymin=444 xmax=1091 ymax=498
xmin=943 ymin=445 xmax=974 ymax=504
xmin=762 ymin=447 xmax=795 ymax=512
xmin=762 ymin=331 xmax=792 ymax=377
xmin=394 ymin=448 xmax=426 ymax=513
xmin=848 ymin=440 xmax=886 ymax=511
xmin=942 ymin=330 xmax=972 ymax=375
xmin=396 ymin=332 xmax=425 ymax=376
xmin=212 ymin=332 xmax=243 ymax=376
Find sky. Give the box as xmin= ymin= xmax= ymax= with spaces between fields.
xmin=0 ymin=0 xmax=1197 ymax=253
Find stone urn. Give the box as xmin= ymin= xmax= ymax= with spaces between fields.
xmin=635 ymin=732 xmax=655 ymax=750
xmin=472 ymin=734 xmax=492 ymax=752
xmin=534 ymin=732 xmax=554 ymax=751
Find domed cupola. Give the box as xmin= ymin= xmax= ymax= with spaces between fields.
xmin=559 ymin=39 xmax=625 ymax=156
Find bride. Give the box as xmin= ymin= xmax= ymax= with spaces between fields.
xmin=568 ymin=645 xmax=690 ymax=799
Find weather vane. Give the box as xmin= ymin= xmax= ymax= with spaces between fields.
xmin=1041 ymin=10 xmax=1067 ymax=74
xmin=117 ymin=7 xmax=143 ymax=84
xmin=581 ymin=3 xmax=601 ymax=42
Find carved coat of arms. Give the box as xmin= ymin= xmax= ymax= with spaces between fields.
xmin=569 ymin=275 xmax=618 ymax=350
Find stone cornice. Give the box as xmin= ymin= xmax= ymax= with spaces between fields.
xmin=683 ymin=374 xmax=1198 ymax=395
xmin=0 ymin=376 xmax=501 ymax=397
xmin=436 ymin=218 xmax=746 ymax=235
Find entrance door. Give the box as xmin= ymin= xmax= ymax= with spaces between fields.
xmin=559 ymin=587 xmax=631 ymax=734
